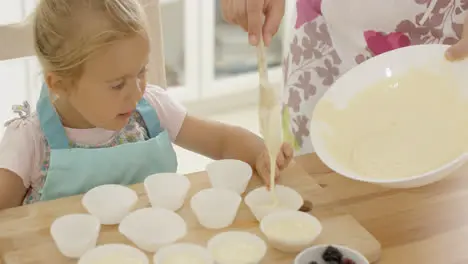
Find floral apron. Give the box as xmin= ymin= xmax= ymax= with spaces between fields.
xmin=282 ymin=0 xmax=467 ymax=155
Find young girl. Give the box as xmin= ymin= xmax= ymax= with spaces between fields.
xmin=0 ymin=0 xmax=293 ymax=210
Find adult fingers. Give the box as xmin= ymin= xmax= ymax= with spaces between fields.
xmin=446 ymin=13 xmax=468 ymax=61
xmin=234 ymin=16 xmax=249 ymax=32
xmin=247 ymin=0 xmax=265 ymax=45
xmin=446 ymin=38 xmax=468 ymax=61
xmin=262 ymin=0 xmax=285 ymax=46
xmin=221 ymin=0 xmax=235 ymax=24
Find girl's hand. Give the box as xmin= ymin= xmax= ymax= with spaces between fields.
xmin=221 ymin=0 xmax=285 ymax=46
xmin=255 ymin=142 xmax=294 ymax=187
xmin=446 ymin=13 xmax=468 ymax=61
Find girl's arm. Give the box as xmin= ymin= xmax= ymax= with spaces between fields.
xmin=174 ymin=115 xmax=266 ymax=168
xmin=0 ymin=169 xmax=26 ymax=210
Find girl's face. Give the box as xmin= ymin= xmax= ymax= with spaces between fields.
xmin=59 ymin=34 xmax=150 ymax=131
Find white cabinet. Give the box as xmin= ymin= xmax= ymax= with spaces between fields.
xmin=160 ymin=0 xmax=200 ymax=102
xmin=199 ymin=0 xmax=284 ymax=99
xmin=165 ymin=0 xmax=292 ymax=112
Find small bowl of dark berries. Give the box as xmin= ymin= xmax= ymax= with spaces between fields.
xmin=294 ymin=244 xmax=369 ymax=264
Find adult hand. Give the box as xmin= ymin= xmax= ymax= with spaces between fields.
xmin=221 ymin=0 xmax=285 ymax=46
xmin=446 ymin=13 xmax=468 ymax=61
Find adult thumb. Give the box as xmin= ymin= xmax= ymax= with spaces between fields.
xmin=445 ymin=38 xmax=468 ymax=61
xmin=446 ymin=14 xmax=468 ymax=61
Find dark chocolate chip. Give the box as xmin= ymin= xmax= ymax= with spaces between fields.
xmin=300 ymin=200 xmax=313 ymax=212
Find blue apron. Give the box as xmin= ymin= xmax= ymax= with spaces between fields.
xmin=36 ymin=85 xmax=178 ymax=201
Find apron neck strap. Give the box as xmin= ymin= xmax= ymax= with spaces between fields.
xmin=136 ymin=97 xmax=163 ymax=139
xmin=37 ymin=83 xmax=70 ymax=149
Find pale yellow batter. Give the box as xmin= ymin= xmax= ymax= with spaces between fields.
xmin=260 ymin=101 xmax=282 ymax=203
xmin=257 ymin=39 xmax=282 ymax=203
xmin=211 ymin=239 xmax=264 ymax=264
xmin=263 ymin=218 xmax=320 ymax=241
xmin=160 ymin=253 xmax=206 ymax=264
xmin=314 ymin=67 xmax=468 ymax=179
xmin=93 ymin=254 xmax=145 ymax=264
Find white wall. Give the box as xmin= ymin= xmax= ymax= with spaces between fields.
xmin=161 ymin=1 xmax=184 ymax=72
xmin=0 ymin=0 xmax=40 ymax=137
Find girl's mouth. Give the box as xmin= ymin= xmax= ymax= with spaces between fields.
xmin=118 ymin=111 xmax=133 ymax=118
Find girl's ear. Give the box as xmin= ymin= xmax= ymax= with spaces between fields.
xmin=45 ymin=72 xmax=68 ymax=99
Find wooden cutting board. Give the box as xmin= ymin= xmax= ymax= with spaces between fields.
xmin=0 ymin=161 xmax=381 ymax=264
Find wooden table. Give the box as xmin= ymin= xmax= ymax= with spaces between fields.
xmin=0 ymin=158 xmax=380 ymax=264
xmin=1 ymin=153 xmax=467 ymax=264
xmin=296 ymin=154 xmax=468 ymax=264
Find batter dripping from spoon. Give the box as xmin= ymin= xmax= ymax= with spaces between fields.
xmin=257 ymin=39 xmax=283 ymax=206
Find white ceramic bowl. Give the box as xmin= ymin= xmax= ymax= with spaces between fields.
xmin=244 ymin=185 xmax=303 ymax=221
xmin=82 ymin=184 xmax=138 ymax=225
xmin=78 ymin=244 xmax=149 ymax=264
xmin=294 ymin=244 xmax=369 ymax=264
xmin=154 ymin=243 xmax=214 ymax=264
xmin=310 ymin=44 xmax=468 ymax=188
xmin=260 ymin=210 xmax=322 ymax=253
xmin=144 ymin=173 xmax=191 ymax=211
xmin=190 ymin=188 xmax=242 ymax=229
xmin=118 ymin=207 xmax=187 ymax=252
xmin=50 ymin=214 xmax=100 ymax=258
xmin=206 ymin=159 xmax=253 ymax=194
xmin=207 ymin=231 xmax=267 ymax=264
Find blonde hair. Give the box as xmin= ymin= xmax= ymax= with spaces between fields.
xmin=33 ymin=0 xmax=148 ymax=78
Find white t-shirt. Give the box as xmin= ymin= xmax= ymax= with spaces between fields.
xmin=0 ymin=85 xmax=187 ymax=188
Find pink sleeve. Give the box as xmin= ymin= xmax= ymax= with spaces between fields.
xmin=143 ymin=85 xmax=187 ymax=141
xmin=0 ymin=117 xmax=44 ymax=188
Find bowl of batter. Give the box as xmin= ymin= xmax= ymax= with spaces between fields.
xmin=310 ymin=44 xmax=468 ymax=188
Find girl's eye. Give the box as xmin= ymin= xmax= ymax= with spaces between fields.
xmin=112 ymin=81 xmax=125 ymax=90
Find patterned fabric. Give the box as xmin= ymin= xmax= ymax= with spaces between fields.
xmin=282 ymin=0 xmax=467 ymax=155
xmin=22 ymin=112 xmax=150 ymax=204
xmin=4 ymin=101 xmax=31 ymax=127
